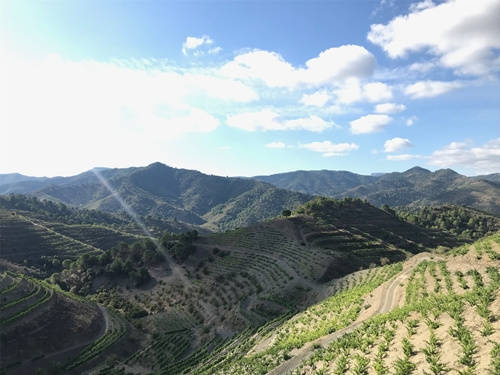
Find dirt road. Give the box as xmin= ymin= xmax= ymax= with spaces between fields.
xmin=267 ymin=254 xmax=434 ymax=375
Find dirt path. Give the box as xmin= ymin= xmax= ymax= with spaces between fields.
xmin=267 ymin=254 xmax=436 ymax=375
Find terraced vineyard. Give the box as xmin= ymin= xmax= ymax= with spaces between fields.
xmin=173 ymin=263 xmax=404 ymax=375
xmin=0 ymin=210 xmax=102 ymax=269
xmin=283 ymin=238 xmax=500 ymax=375
xmin=65 ymin=309 xmax=127 ymax=372
xmin=2 ymin=197 xmax=493 ymax=375
xmin=43 ymin=222 xmax=143 ymax=250
xmin=0 ymin=272 xmax=55 ymax=328
xmin=0 ymin=271 xmax=106 ymax=374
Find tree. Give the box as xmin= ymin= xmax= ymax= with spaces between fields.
xmin=282 ymin=209 xmax=292 ymax=217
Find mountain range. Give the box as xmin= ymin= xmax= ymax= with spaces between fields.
xmin=1 ymin=164 xmax=499 ymax=231
xmin=255 ymin=166 xmax=500 ymax=215
xmin=0 ymin=163 xmax=311 ymax=231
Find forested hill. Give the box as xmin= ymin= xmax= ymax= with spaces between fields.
xmin=0 ymin=163 xmax=311 ymax=231
xmin=253 ymin=170 xmax=376 ymax=196
xmin=254 ymin=167 xmax=500 ymax=216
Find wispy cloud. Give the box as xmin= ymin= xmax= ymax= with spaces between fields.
xmin=406 ymin=115 xmax=418 ymax=126
xmin=386 ymin=153 xmax=422 ymax=161
xmin=404 ymin=80 xmax=463 ymax=99
xmin=226 ymin=110 xmax=336 ymax=132
xmin=299 ymin=141 xmax=359 ymax=157
xmin=374 ymin=102 xmax=406 ymax=114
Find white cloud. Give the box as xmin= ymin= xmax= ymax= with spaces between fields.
xmin=182 ymin=35 xmax=214 ymax=55
xmin=299 ymin=141 xmax=359 ymax=157
xmin=428 ymin=138 xmax=500 ymax=173
xmin=384 ymin=137 xmax=413 ymax=153
xmin=284 ymin=115 xmax=338 ymax=132
xmin=404 ymin=80 xmax=463 ymax=98
xmin=220 ymin=44 xmax=375 ymax=88
xmin=375 ymin=102 xmax=406 ymax=114
xmin=386 ymin=153 xmax=422 ymax=160
xmin=226 ymin=109 xmax=281 ymax=131
xmin=362 ymin=82 xmax=393 ymax=102
xmin=266 ymin=142 xmax=286 ymax=149
xmin=1 ymin=54 xmax=265 ymax=175
xmin=409 ymin=0 xmax=435 ymax=12
xmin=406 ymin=115 xmax=418 ymax=126
xmin=350 ymin=114 xmax=392 ymax=134
xmin=226 ymin=111 xmax=334 ymax=132
xmin=335 ymin=78 xmax=392 ymax=104
xmin=368 ymin=0 xmax=500 ymax=76
xmin=409 ymin=61 xmax=436 ymax=73
xmin=208 ymin=47 xmax=222 ymax=55
xmin=300 ymin=90 xmax=331 ymax=107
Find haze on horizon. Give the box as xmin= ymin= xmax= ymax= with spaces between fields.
xmin=2 ymin=0 xmax=500 ymax=178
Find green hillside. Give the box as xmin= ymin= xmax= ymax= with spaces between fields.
xmin=254 ymin=170 xmax=376 ymax=196
xmin=397 ymin=205 xmax=500 ymax=240
xmin=253 ymin=167 xmax=500 ymax=216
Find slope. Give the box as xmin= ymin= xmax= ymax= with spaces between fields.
xmin=83 ymin=198 xmax=468 ymax=375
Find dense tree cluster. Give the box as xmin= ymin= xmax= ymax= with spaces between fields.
xmin=160 ymin=230 xmax=198 ymax=262
xmin=295 ymin=197 xmax=368 ymax=222
xmin=397 ymin=205 xmax=500 ymax=240
xmin=51 ymin=239 xmax=164 ymax=294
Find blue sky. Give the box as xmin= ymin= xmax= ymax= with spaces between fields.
xmin=2 ymin=0 xmax=499 ymax=177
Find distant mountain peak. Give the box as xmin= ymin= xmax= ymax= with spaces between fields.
xmin=403 ymin=166 xmax=431 ymax=175
xmin=434 ymin=168 xmax=460 ymax=176
xmin=146 ymin=161 xmax=169 ymax=169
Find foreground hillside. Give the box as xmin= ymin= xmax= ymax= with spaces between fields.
xmin=255 ymin=167 xmax=500 ymax=216
xmin=179 ymin=233 xmax=500 ymax=375
xmin=1 ymin=197 xmax=497 ymax=374
xmin=0 ymin=163 xmax=311 ymax=231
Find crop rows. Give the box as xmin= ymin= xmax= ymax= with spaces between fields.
xmin=65 ymin=310 xmax=126 ymax=371
xmin=0 ymin=274 xmax=54 ymax=326
xmin=196 ymin=263 xmax=402 ymax=375
xmin=0 ymin=212 xmax=101 ymax=265
xmin=291 ymin=258 xmax=499 ymax=375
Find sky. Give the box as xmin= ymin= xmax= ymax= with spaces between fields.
xmin=1 ymin=0 xmax=500 ymax=177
